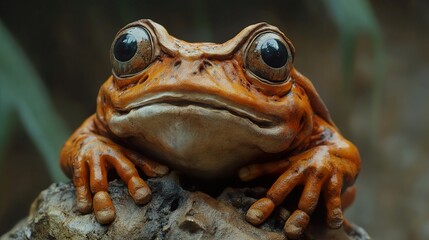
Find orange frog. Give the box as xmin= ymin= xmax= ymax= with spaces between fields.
xmin=60 ymin=19 xmax=360 ymax=239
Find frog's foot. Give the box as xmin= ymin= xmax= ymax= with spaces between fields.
xmin=71 ymin=138 xmax=168 ymax=224
xmin=240 ymin=159 xmax=348 ymax=239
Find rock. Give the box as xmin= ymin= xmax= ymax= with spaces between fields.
xmin=1 ymin=172 xmax=370 ymax=240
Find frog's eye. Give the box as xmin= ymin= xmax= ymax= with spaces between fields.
xmin=111 ymin=26 xmax=153 ymax=77
xmin=245 ymin=32 xmax=293 ymax=84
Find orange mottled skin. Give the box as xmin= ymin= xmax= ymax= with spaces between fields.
xmin=60 ymin=19 xmax=360 ymax=239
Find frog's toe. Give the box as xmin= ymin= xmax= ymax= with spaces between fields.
xmin=151 ymin=163 xmax=169 ymax=176
xmin=282 ymin=172 xmax=324 ymax=238
xmin=284 ymin=210 xmax=310 ymax=239
xmin=324 ymin=174 xmax=346 ymax=229
xmin=76 ymin=185 xmax=93 ymax=214
xmin=103 ymin=150 xmax=155 ymax=205
xmin=93 ymin=191 xmax=116 ymax=224
xmin=327 ymin=208 xmax=344 ymax=229
xmin=124 ymin=149 xmax=170 ymax=177
xmin=246 ymin=197 xmax=275 ymax=225
xmin=72 ymin=159 xmax=93 ymax=214
xmin=128 ymin=176 xmax=152 ymax=205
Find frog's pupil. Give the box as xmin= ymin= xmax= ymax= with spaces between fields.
xmin=260 ymin=38 xmax=288 ymax=68
xmin=114 ymin=33 xmax=137 ymax=62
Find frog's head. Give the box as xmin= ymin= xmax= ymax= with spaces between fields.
xmin=96 ymin=19 xmax=331 ymax=178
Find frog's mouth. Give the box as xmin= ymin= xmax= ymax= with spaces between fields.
xmin=108 ymin=92 xmax=294 ymax=178
xmin=114 ymin=92 xmax=276 ymax=129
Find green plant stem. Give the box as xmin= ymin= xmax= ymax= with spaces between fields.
xmin=0 ymin=20 xmax=70 ymax=182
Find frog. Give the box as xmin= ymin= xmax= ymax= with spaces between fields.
xmin=60 ymin=19 xmax=361 ymax=239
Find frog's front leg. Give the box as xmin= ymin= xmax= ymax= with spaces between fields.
xmin=60 ymin=115 xmax=169 ymax=224
xmin=239 ymin=116 xmax=360 ymax=239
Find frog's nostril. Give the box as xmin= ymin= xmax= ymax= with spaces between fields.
xmin=174 ymin=60 xmax=182 ymax=69
xmin=198 ymin=60 xmax=213 ymax=73
xmin=203 ymin=60 xmax=213 ymax=67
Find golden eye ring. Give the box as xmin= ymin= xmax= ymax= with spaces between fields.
xmin=245 ymin=32 xmax=293 ymax=84
xmin=111 ymin=26 xmax=154 ymax=78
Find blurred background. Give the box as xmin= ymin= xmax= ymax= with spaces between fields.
xmin=0 ymin=0 xmax=428 ymax=239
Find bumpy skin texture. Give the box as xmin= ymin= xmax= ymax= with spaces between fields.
xmin=60 ymin=19 xmax=361 ymax=239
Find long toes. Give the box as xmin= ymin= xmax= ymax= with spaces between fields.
xmin=93 ymin=191 xmax=116 ymax=224
xmin=123 ymin=150 xmax=169 ymax=177
xmin=327 ymin=207 xmax=344 ymax=229
xmin=72 ymin=157 xmax=92 ymax=214
xmin=284 ymin=210 xmax=310 ymax=239
xmin=246 ymin=197 xmax=275 ymax=225
xmin=325 ymin=173 xmax=345 ymax=228
xmin=76 ymin=185 xmax=93 ymax=214
xmin=128 ymin=176 xmax=152 ymax=205
xmin=140 ymin=162 xmax=169 ymax=178
xmin=150 ymin=164 xmax=169 ymax=177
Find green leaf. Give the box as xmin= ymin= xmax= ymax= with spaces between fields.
xmin=0 ymin=77 xmax=14 ymax=175
xmin=323 ymin=0 xmax=385 ymax=143
xmin=0 ymin=20 xmax=70 ymax=182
